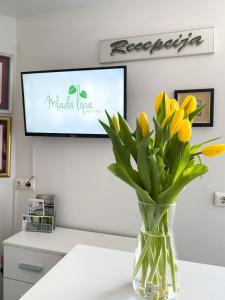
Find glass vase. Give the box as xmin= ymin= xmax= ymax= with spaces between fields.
xmin=133 ymin=202 xmax=179 ymax=300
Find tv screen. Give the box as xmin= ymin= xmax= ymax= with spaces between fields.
xmin=21 ymin=66 xmax=126 ymax=137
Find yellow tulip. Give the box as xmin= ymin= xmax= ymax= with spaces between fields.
xmin=180 ymin=95 xmax=193 ymax=109
xmin=155 ymin=91 xmax=170 ymax=114
xmin=162 ymin=99 xmax=174 ymax=127
xmin=178 ymin=119 xmax=192 ymax=142
xmin=138 ymin=112 xmax=150 ymax=138
xmin=162 ymin=98 xmax=179 ymax=128
xmin=181 ymin=95 xmax=197 ymax=115
xmin=170 ymin=98 xmax=179 ymax=113
xmin=170 ymin=109 xmax=184 ymax=136
xmin=186 ymin=97 xmax=197 ymax=115
xmin=201 ymin=144 xmax=225 ymax=157
xmin=112 ymin=115 xmax=120 ymax=133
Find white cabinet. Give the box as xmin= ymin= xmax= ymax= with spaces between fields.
xmin=3 ymin=279 xmax=32 ymax=300
xmin=3 ymin=227 xmax=136 ymax=300
xmin=4 ymin=245 xmax=62 ymax=284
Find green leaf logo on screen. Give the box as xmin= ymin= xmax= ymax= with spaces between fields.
xmin=68 ymin=84 xmax=87 ymax=99
xmin=45 ymin=84 xmax=99 ymax=116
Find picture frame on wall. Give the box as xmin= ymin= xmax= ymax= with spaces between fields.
xmin=0 ymin=116 xmax=11 ymax=177
xmin=0 ymin=54 xmax=13 ymax=113
xmin=174 ymin=88 xmax=214 ymax=127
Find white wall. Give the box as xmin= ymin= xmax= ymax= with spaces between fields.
xmin=0 ymin=14 xmax=16 ymax=300
xmin=14 ymin=0 xmax=225 ymax=267
xmin=0 ymin=14 xmax=16 ymax=247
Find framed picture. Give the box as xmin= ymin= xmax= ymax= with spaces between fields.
xmin=174 ymin=89 xmax=214 ymax=127
xmin=0 ymin=54 xmax=13 ymax=113
xmin=0 ymin=116 xmax=11 ymax=177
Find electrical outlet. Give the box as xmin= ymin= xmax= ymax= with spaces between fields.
xmin=15 ymin=178 xmax=35 ymax=190
xmin=214 ymin=192 xmax=225 ymax=207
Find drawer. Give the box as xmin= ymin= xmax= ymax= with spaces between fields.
xmin=4 ymin=278 xmax=32 ymax=300
xmin=4 ymin=245 xmax=62 ymax=284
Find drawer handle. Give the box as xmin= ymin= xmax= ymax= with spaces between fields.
xmin=19 ymin=263 xmax=43 ymax=273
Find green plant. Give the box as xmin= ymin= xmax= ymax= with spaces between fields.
xmin=99 ymin=91 xmax=225 ymax=299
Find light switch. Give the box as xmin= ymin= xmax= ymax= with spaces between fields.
xmin=15 ymin=177 xmax=35 ymax=190
xmin=214 ymin=192 xmax=225 ymax=207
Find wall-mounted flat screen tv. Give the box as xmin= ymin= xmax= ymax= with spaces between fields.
xmin=21 ymin=66 xmax=126 ymax=137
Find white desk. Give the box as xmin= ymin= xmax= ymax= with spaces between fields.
xmin=20 ymin=244 xmax=225 ymax=300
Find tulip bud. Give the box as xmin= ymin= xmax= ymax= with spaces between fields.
xmin=170 ymin=98 xmax=179 ymax=113
xmin=170 ymin=109 xmax=184 ymax=136
xmin=138 ymin=112 xmax=150 ymax=138
xmin=155 ymin=91 xmax=170 ymax=114
xmin=112 ymin=115 xmax=120 ymax=133
xmin=162 ymin=99 xmax=180 ymax=128
xmin=201 ymin=144 xmax=225 ymax=157
xmin=181 ymin=95 xmax=197 ymax=115
xmin=162 ymin=99 xmax=174 ymax=128
xmin=178 ymin=119 xmax=192 ymax=142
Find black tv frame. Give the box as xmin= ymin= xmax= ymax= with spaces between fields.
xmin=21 ymin=65 xmax=127 ymax=138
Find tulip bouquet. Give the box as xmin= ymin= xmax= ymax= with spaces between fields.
xmin=99 ymin=92 xmax=225 ymax=300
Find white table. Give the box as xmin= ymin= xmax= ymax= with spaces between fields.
xmin=20 ymin=244 xmax=225 ymax=300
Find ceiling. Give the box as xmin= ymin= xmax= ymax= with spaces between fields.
xmin=0 ymin=0 xmax=104 ymax=17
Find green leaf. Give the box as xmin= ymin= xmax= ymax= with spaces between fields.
xmin=137 ymin=137 xmax=152 ymax=195
xmin=105 ymin=110 xmax=116 ymax=131
xmin=80 ymin=90 xmax=87 ymax=98
xmin=157 ymin=93 xmax=166 ymax=124
xmin=149 ymin=136 xmax=154 ymax=148
xmin=135 ymin=119 xmax=142 ymax=144
xmin=157 ymin=93 xmax=166 ymax=123
xmin=190 ymin=137 xmax=221 ymax=154
xmin=99 ymin=120 xmax=131 ymax=167
xmin=171 ymin=142 xmax=190 ymax=183
xmin=186 ymin=157 xmax=195 ymax=169
xmin=118 ymin=113 xmax=138 ymax=161
xmin=156 ymin=154 xmax=168 ymax=189
xmin=125 ymin=166 xmax=144 ymax=187
xmin=108 ymin=163 xmax=155 ymax=204
xmin=68 ymin=85 xmax=77 ymax=94
xmin=162 ymin=112 xmax=175 ymax=141
xmin=188 ymin=105 xmax=205 ymax=121
xmin=164 ymin=135 xmax=181 ymax=175
xmin=153 ymin=117 xmax=163 ymax=156
xmin=158 ymin=164 xmax=208 ymax=204
xmin=161 ymin=93 xmax=166 ymax=120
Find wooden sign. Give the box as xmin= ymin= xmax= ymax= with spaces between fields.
xmin=99 ymin=27 xmax=214 ymax=63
